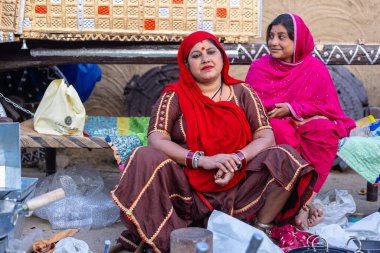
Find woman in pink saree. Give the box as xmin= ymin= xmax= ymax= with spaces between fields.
xmin=245 ymin=13 xmax=355 ymax=229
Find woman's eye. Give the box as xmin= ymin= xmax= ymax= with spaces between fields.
xmin=191 ymin=53 xmax=201 ymax=59
xmin=207 ymin=50 xmax=216 ymax=55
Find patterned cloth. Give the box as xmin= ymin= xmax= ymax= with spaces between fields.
xmin=338 ymin=136 xmax=380 ymax=184
xmin=84 ymin=116 xmax=149 ymax=166
xmin=271 ymin=224 xmax=317 ymax=252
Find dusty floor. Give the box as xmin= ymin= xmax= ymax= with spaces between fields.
xmin=15 ymin=159 xmax=380 ymax=253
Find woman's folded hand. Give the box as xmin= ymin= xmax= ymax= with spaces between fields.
xmin=198 ymin=154 xmax=241 ymax=172
xmin=214 ymin=169 xmax=234 ymax=187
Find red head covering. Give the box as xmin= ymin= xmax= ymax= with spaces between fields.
xmin=163 ymin=31 xmax=253 ymax=192
xmin=246 ymin=13 xmax=355 ymax=137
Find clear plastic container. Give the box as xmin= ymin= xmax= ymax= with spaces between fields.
xmin=350 ymin=120 xmax=380 ymax=137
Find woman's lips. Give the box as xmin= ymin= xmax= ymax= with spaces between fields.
xmin=202 ymin=66 xmax=213 ymax=70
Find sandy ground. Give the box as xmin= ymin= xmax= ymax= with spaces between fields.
xmin=13 ymin=152 xmax=380 ymax=253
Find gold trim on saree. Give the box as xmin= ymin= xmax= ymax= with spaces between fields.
xmin=148 ymin=129 xmax=170 ymax=137
xmin=267 ymin=146 xmax=310 ymax=191
xmin=119 ymin=234 xmax=139 ymax=249
xmin=111 ymin=158 xmax=176 ymax=253
xmin=169 ymin=193 xmax=192 ymax=201
xmin=121 ymin=146 xmax=142 ymax=174
xmin=233 ymin=178 xmax=275 ymax=215
xmin=241 ymin=83 xmax=270 ymax=128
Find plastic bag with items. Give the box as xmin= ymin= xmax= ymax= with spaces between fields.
xmin=312 ymin=189 xmax=356 ymax=228
xmin=33 ymin=79 xmax=86 ymax=136
xmin=33 ymin=166 xmax=119 ymax=230
xmin=207 ymin=210 xmax=283 ymax=253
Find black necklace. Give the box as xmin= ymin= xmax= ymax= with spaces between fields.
xmin=211 ymin=83 xmax=223 ymax=100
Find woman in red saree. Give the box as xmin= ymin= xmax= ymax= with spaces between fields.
xmin=245 ymin=13 xmax=355 ymax=229
xmin=111 ymin=31 xmax=317 ymax=252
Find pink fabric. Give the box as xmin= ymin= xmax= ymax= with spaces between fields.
xmin=245 ymin=13 xmax=355 ymax=192
xmin=245 ymin=13 xmax=355 ymax=138
xmin=271 ymin=224 xmax=318 ymax=252
xmin=270 ymin=118 xmax=340 ymax=192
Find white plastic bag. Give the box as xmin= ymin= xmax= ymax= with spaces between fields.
xmin=313 ymin=189 xmax=356 ymax=227
xmin=207 ymin=210 xmax=283 ymax=253
xmin=34 ymin=79 xmax=85 ymax=136
xmin=53 ymin=237 xmax=93 ymax=253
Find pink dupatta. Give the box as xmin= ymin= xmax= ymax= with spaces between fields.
xmin=245 ymin=13 xmax=355 ymax=138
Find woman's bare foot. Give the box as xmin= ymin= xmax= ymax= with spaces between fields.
xmin=307 ymin=203 xmax=324 ymax=227
xmin=294 ymin=206 xmax=309 ymax=230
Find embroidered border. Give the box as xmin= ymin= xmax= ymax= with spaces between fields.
xmin=240 ymin=83 xmax=269 ymax=128
xmin=254 ymin=125 xmax=272 ymax=134
xmin=266 ymin=146 xmax=310 ymax=191
xmin=119 ymin=234 xmax=139 ymax=249
xmin=169 ymin=193 xmax=192 ymax=201
xmin=121 ymin=146 xmax=142 ymax=174
xmin=150 ymin=207 xmax=174 ymax=241
xmin=164 ymin=92 xmax=175 ymax=130
xmin=231 ymin=85 xmax=239 ymax=106
xmin=154 ymin=93 xmax=167 ymax=130
xmin=130 ymin=159 xmax=172 ymax=211
xmin=111 ymin=158 xmax=175 ymax=253
xmin=148 ymin=129 xmax=170 ymax=137
xmin=233 ymin=178 xmax=275 ymax=215
xmin=179 ymin=114 xmax=186 ymax=142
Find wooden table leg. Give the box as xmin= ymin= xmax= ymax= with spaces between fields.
xmin=45 ymin=148 xmax=56 ymax=175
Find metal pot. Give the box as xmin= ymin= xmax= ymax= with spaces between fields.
xmin=351 ymin=238 xmax=380 ymax=253
xmin=286 ymin=246 xmax=355 ymax=253
xmin=286 ymin=237 xmax=355 ymax=253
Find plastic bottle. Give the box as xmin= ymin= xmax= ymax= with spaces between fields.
xmin=367 ymin=181 xmax=378 ymax=202
xmin=355 ymin=115 xmax=376 ymax=128
xmin=245 ymin=233 xmax=264 ymax=253
xmin=195 ymin=241 xmax=209 ymax=253
xmin=349 ymin=120 xmax=380 ymax=137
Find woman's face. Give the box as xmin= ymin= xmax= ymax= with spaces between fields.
xmin=268 ymin=24 xmax=294 ymax=63
xmin=187 ymin=39 xmax=224 ymax=84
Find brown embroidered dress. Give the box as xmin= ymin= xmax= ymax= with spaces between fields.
xmin=111 ymin=83 xmax=317 ymax=253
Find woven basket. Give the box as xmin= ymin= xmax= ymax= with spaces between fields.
xmin=0 ymin=0 xmax=22 ymax=42
xmin=20 ymin=0 xmax=261 ymax=43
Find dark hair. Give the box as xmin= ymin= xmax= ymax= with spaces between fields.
xmin=266 ymin=14 xmax=294 ymax=44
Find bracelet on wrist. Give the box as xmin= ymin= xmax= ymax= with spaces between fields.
xmin=235 ymin=150 xmax=247 ymax=170
xmin=185 ymin=150 xmax=204 ymax=169
xmin=192 ymin=151 xmax=204 ymax=169
xmin=186 ymin=151 xmax=195 ymax=168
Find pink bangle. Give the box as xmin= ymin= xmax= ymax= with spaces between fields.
xmin=235 ymin=150 xmax=247 ymax=170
